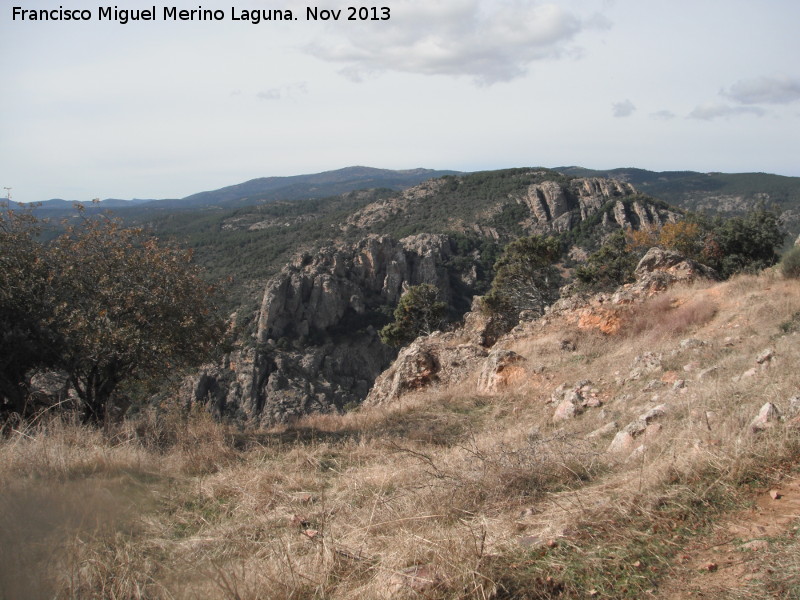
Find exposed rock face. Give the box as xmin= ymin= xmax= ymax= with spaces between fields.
xmin=477 ymin=349 xmax=527 ymax=394
xmin=517 ymin=178 xmax=679 ymax=234
xmin=182 ymin=234 xmax=472 ymax=426
xmin=365 ymin=332 xmax=488 ymax=406
xmin=258 ymin=234 xmax=454 ymax=341
xmin=345 ymin=174 xmax=680 ymax=239
xmin=629 ymin=247 xmax=718 ymax=295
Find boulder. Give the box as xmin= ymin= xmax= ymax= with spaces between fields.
xmin=750 ymin=402 xmax=781 ymax=433
xmin=631 ymin=247 xmax=718 ymax=295
xmin=477 ymin=350 xmax=527 ymax=393
xmin=365 ymin=334 xmax=488 ymax=406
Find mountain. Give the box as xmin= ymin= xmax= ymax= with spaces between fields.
xmin=4 ymin=198 xmax=155 ymax=210
xmin=144 ymin=166 xmax=461 ymax=209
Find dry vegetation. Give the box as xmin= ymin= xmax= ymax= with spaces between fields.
xmin=2 ymin=272 xmax=800 ymax=599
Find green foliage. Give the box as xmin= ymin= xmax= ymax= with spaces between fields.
xmin=627 ymin=208 xmax=785 ymax=280
xmin=0 ymin=208 xmax=226 ymax=425
xmin=482 ymin=235 xmax=562 ymax=321
xmin=0 ymin=209 xmax=63 ymax=417
xmin=379 ymin=284 xmax=447 ymax=348
xmin=780 ymin=246 xmax=800 ymax=279
xmin=703 ymin=207 xmax=785 ymax=278
xmin=575 ymin=230 xmax=638 ymax=292
xmin=49 ymin=212 xmax=226 ymax=423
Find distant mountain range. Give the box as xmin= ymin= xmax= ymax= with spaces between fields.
xmin=10 ymin=165 xmax=800 ymax=247
xmin=20 ymin=166 xmax=460 ymax=212
xmin=18 ymin=165 xmax=799 ymax=217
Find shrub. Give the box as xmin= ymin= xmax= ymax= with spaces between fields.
xmin=781 ymin=246 xmax=800 ymax=279
xmin=575 ymin=230 xmax=638 ymax=292
xmin=482 ymin=235 xmax=561 ymax=321
xmin=379 ymin=283 xmax=447 ymax=347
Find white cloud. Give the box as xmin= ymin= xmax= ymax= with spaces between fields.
xmin=256 ymin=82 xmax=309 ymax=101
xmin=650 ymin=110 xmax=676 ymax=121
xmin=257 ymin=89 xmax=282 ymax=101
xmin=305 ymin=1 xmax=597 ymax=85
xmin=722 ymin=75 xmax=800 ymax=105
xmin=612 ymin=99 xmax=635 ymax=118
xmin=688 ymin=103 xmax=766 ymax=120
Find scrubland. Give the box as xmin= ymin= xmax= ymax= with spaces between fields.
xmin=2 ymin=271 xmax=799 ymax=599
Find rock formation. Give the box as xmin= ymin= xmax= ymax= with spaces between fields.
xmin=181 ymin=233 xmax=477 ymax=426
xmin=513 ymin=177 xmax=679 ymax=234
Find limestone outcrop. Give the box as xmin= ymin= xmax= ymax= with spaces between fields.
xmin=516 ymin=178 xmax=679 ymax=234
xmin=181 ymin=233 xmax=475 ymax=426
xmin=628 ymin=247 xmax=719 ymax=296
xmin=364 ymin=332 xmax=488 ymax=406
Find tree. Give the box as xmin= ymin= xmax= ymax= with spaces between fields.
xmin=707 ymin=208 xmax=785 ymax=278
xmin=379 ymin=283 xmax=447 ymax=348
xmin=625 ymin=208 xmax=785 ymax=280
xmin=0 ymin=209 xmax=61 ymax=418
xmin=47 ymin=212 xmax=225 ymax=424
xmin=575 ymin=230 xmax=638 ymax=292
xmin=481 ymin=235 xmax=561 ymax=320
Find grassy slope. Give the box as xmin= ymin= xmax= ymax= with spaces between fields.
xmin=2 ymin=270 xmax=799 ymax=599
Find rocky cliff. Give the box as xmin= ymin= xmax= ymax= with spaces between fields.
xmin=181 ymin=233 xmax=476 ymax=426
xmin=517 ymin=177 xmax=677 ymax=234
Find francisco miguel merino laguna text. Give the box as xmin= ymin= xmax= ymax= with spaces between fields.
xmin=11 ymin=5 xmax=391 ymax=24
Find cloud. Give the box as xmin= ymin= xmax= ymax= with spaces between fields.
xmin=688 ymin=103 xmax=766 ymax=120
xmin=305 ymin=1 xmax=600 ymax=85
xmin=612 ymin=99 xmax=635 ymax=118
xmin=257 ymin=89 xmax=282 ymax=101
xmin=256 ymin=82 xmax=309 ymax=101
xmin=650 ymin=109 xmax=676 ymax=121
xmin=722 ymin=75 xmax=800 ymax=105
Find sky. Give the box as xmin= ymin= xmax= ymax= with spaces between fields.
xmin=2 ymin=0 xmax=800 ymax=203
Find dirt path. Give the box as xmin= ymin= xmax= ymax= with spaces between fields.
xmin=657 ymin=476 xmax=800 ymax=598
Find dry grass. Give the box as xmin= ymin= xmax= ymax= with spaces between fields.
xmin=1 ymin=273 xmax=799 ymax=599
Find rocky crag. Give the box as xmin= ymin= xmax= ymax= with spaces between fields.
xmin=182 ymin=176 xmax=683 ymax=425
xmin=181 ymin=233 xmax=476 ymax=425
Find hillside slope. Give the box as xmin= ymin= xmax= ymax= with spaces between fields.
xmin=179 ymin=173 xmax=681 ymax=426
xmin=3 ymin=260 xmax=799 ymax=599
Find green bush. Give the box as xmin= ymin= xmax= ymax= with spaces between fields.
xmin=781 ymin=246 xmax=800 ymax=279
xmin=482 ymin=235 xmax=561 ymax=321
xmin=575 ymin=230 xmax=638 ymax=292
xmin=379 ymin=284 xmax=447 ymax=348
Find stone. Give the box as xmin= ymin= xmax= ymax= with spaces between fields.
xmin=631 ymin=247 xmax=718 ymax=295
xmin=629 ymin=352 xmax=663 ymax=380
xmin=182 ymin=232 xmax=484 ymax=425
xmin=553 ymin=398 xmax=582 ymax=422
xmin=680 ymin=338 xmax=706 ymax=349
xmin=740 ymin=540 xmax=769 ymax=552
xmin=608 ymin=431 xmax=637 ymax=453
xmin=365 ymin=336 xmax=488 ymax=406
xmin=788 ymin=396 xmax=800 ymax=417
xmin=640 ymin=404 xmax=668 ymax=423
xmin=756 ymin=348 xmax=775 ymax=364
xmin=587 ymin=422 xmax=618 ymax=439
xmin=696 ymin=366 xmax=719 ymax=380
xmin=749 ymin=402 xmax=781 ymax=433
xmin=477 ymin=349 xmax=527 ymax=393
